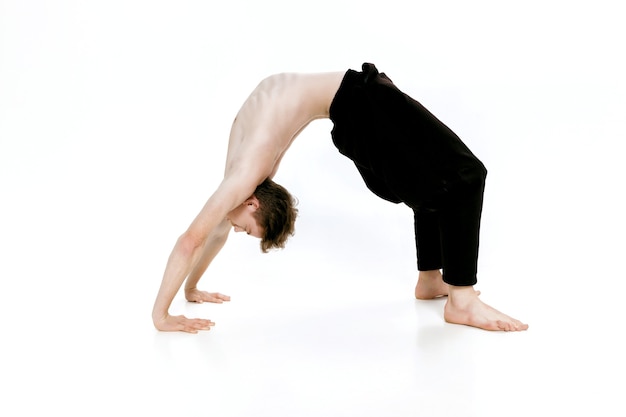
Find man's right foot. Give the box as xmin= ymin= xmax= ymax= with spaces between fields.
xmin=444 ymin=286 xmax=528 ymax=331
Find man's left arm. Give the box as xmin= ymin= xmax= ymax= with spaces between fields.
xmin=184 ymin=219 xmax=232 ymax=303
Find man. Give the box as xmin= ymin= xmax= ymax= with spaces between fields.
xmin=152 ymin=63 xmax=528 ymax=333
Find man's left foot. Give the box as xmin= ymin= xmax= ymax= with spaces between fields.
xmin=415 ymin=270 xmax=449 ymax=299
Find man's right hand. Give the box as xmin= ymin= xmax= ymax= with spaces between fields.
xmin=153 ymin=314 xmax=215 ymax=333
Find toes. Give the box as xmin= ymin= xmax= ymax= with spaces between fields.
xmin=497 ymin=319 xmax=529 ymax=331
xmin=496 ymin=320 xmax=507 ymax=331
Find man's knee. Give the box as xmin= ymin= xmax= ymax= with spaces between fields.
xmin=462 ymin=160 xmax=487 ymax=190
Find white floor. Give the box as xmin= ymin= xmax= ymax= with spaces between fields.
xmin=3 ymin=234 xmax=625 ymax=417
xmin=2 ymin=1 xmax=625 ymax=416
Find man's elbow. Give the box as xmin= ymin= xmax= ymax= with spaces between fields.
xmin=176 ymin=231 xmax=205 ymax=256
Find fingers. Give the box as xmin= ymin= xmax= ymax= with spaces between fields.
xmin=186 ymin=290 xmax=231 ymax=304
xmin=156 ymin=315 xmax=215 ymax=333
xmin=179 ymin=317 xmax=215 ymax=333
xmin=197 ymin=292 xmax=231 ymax=303
xmin=209 ymin=292 xmax=231 ymax=302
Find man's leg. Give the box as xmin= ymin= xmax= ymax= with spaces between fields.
xmin=437 ymin=180 xmax=485 ymax=288
xmin=413 ymin=209 xmax=449 ymax=299
xmin=436 ymin=178 xmax=528 ymax=331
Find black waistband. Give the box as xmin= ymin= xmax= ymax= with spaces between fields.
xmin=329 ymin=62 xmax=380 ymax=122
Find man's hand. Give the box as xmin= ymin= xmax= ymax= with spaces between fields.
xmin=153 ymin=314 xmax=215 ymax=333
xmin=185 ymin=289 xmax=231 ymax=304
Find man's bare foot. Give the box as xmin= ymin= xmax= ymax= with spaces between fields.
xmin=415 ymin=270 xmax=449 ymax=299
xmin=444 ymin=286 xmax=528 ymax=331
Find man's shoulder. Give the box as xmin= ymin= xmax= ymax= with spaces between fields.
xmin=213 ymin=168 xmax=268 ymax=208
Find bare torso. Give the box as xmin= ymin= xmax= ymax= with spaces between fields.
xmin=224 ymin=71 xmax=345 ymax=182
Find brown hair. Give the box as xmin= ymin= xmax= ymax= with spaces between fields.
xmin=252 ymin=178 xmax=299 ymax=253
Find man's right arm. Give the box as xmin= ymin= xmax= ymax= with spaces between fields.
xmin=151 ymin=176 xmax=259 ymax=333
xmin=151 ymin=229 xmax=221 ymax=332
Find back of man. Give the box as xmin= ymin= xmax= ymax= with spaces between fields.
xmin=224 ymin=71 xmax=345 ymax=182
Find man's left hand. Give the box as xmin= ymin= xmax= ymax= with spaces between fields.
xmin=185 ymin=289 xmax=231 ymax=304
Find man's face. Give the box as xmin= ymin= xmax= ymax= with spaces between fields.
xmin=226 ymin=198 xmax=263 ymax=238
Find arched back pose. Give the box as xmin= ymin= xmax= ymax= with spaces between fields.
xmin=152 ymin=63 xmax=528 ymax=333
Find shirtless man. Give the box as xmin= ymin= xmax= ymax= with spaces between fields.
xmin=152 ymin=63 xmax=528 ymax=333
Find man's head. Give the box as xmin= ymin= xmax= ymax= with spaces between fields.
xmin=252 ymin=178 xmax=298 ymax=253
xmin=227 ymin=178 xmax=298 ymax=253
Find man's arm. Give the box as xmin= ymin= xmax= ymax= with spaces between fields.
xmin=184 ymin=219 xmax=231 ymax=303
xmin=151 ymin=177 xmax=257 ymax=333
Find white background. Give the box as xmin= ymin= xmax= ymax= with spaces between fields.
xmin=1 ymin=1 xmax=625 ymax=416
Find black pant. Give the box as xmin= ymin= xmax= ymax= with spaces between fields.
xmin=413 ymin=176 xmax=485 ymax=286
xmin=330 ymin=63 xmax=487 ymax=286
